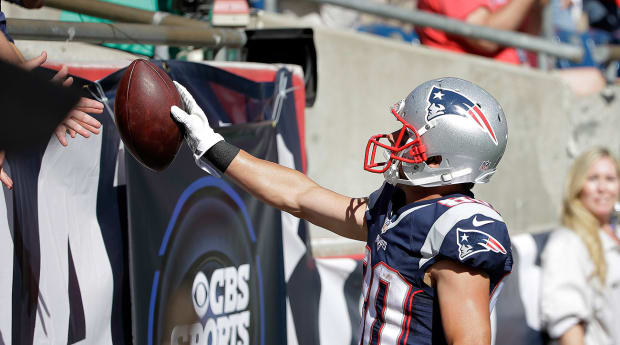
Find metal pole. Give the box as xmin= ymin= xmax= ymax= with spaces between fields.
xmin=305 ymin=0 xmax=584 ymax=62
xmin=44 ymin=0 xmax=212 ymax=29
xmin=6 ymin=18 xmax=247 ymax=48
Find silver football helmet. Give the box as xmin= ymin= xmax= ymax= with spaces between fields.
xmin=364 ymin=77 xmax=508 ymax=187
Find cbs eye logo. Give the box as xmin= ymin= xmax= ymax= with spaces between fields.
xmin=151 ymin=178 xmax=262 ymax=345
xmin=192 ymin=265 xmax=250 ymax=317
xmin=185 ymin=265 xmax=251 ymax=345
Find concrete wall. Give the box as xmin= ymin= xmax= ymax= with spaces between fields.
xmin=6 ymin=3 xmax=619 ymax=255
xmin=254 ymin=12 xmax=620 ymax=256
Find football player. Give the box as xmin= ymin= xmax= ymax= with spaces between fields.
xmin=170 ymin=77 xmax=512 ymax=345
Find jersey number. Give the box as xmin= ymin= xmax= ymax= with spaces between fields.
xmin=359 ymin=247 xmax=423 ymax=345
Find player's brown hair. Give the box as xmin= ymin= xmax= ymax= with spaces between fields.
xmin=561 ymin=147 xmax=620 ymax=284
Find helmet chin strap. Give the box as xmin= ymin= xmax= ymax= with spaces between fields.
xmin=384 ymin=162 xmax=473 ymax=187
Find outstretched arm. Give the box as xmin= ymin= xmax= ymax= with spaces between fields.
xmin=225 ymin=150 xmax=368 ymax=240
xmin=171 ymin=82 xmax=368 ymax=241
xmin=429 ymin=260 xmax=491 ymax=345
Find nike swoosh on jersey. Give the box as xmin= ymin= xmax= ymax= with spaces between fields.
xmin=383 ymin=203 xmax=433 ymax=232
xmin=472 ymin=216 xmax=494 ymax=227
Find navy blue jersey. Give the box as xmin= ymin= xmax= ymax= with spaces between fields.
xmin=358 ymin=183 xmax=512 ymax=345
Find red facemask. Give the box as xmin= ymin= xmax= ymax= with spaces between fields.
xmin=364 ymin=106 xmax=427 ymax=173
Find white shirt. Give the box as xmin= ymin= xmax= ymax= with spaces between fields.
xmin=541 ymin=227 xmax=620 ymax=345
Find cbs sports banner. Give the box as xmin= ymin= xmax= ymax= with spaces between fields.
xmin=126 ymin=123 xmax=287 ymax=345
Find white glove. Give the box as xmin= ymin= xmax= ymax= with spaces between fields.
xmin=171 ymin=81 xmax=224 ymax=176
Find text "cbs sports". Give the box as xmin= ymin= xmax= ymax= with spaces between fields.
xmin=171 ymin=264 xmax=251 ymax=345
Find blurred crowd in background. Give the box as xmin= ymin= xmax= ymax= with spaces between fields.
xmin=280 ymin=0 xmax=620 ymax=95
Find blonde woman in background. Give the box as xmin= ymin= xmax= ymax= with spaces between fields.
xmin=541 ymin=147 xmax=620 ymax=345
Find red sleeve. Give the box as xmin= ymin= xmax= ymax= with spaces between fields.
xmin=437 ymin=0 xmax=494 ymax=21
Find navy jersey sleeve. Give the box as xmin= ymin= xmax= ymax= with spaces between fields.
xmin=418 ymin=202 xmax=512 ymax=288
xmin=440 ymin=215 xmax=512 ymax=283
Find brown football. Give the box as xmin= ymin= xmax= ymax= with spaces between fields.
xmin=114 ymin=59 xmax=184 ymax=171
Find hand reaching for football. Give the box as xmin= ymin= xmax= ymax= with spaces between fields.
xmin=22 ymin=51 xmax=104 ymax=146
xmin=52 ymin=72 xmax=104 ymax=146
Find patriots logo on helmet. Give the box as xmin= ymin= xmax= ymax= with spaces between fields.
xmin=426 ymin=86 xmax=498 ymax=145
xmin=456 ymin=228 xmax=507 ymax=260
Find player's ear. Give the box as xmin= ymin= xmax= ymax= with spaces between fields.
xmin=426 ymin=156 xmax=442 ymax=167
